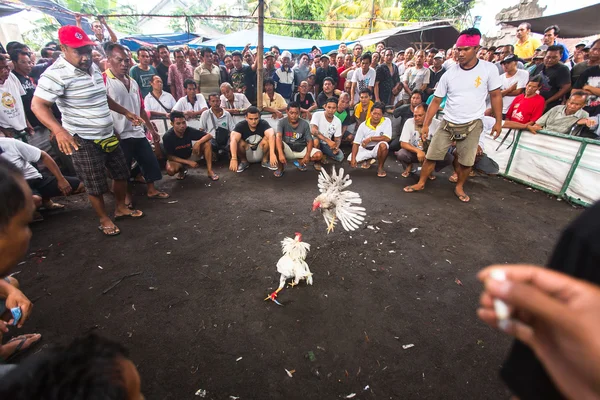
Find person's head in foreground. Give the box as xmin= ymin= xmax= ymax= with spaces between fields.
xmin=0 ymin=334 xmax=144 ymax=399
xmin=543 ymin=45 xmax=563 ymax=68
xmin=0 ymin=158 xmax=35 ymax=277
xmin=245 ymin=106 xmax=261 ymax=129
xmin=564 ymin=91 xmax=587 ymax=116
xmin=455 ymin=28 xmax=482 ymax=68
xmin=58 ymin=26 xmax=96 ymax=70
xmin=413 ymin=103 xmax=428 ymax=127
xmin=324 ymin=97 xmax=337 ymax=118
xmin=286 ymin=102 xmax=300 ymax=124
xmin=370 ymin=102 xmax=385 ymax=125
xmin=169 ymin=111 xmax=187 ymax=136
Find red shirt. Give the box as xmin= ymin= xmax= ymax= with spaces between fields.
xmin=506 ymin=93 xmax=545 ymax=124
xmin=337 ymin=66 xmax=348 ymax=91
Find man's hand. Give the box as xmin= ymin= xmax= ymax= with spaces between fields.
xmin=300 ymin=155 xmax=310 ymax=166
xmin=477 ymin=145 xmax=483 ymax=156
xmin=420 ymin=125 xmax=429 ymax=142
xmin=125 ymin=112 xmax=143 ymax=126
xmin=184 ymin=111 xmax=195 ymax=119
xmin=350 ymin=157 xmax=357 ymax=168
xmin=192 ymin=142 xmax=202 ymax=156
xmin=528 ymin=124 xmax=542 ymax=134
xmin=278 ymin=154 xmax=287 ymax=165
xmin=229 ymin=159 xmax=238 ymax=172
xmin=416 ymin=150 xmax=425 ymax=163
xmin=57 ymin=177 xmax=72 ymax=196
xmin=491 ymin=121 xmax=503 ymax=139
xmin=361 ymin=137 xmax=371 ymax=148
xmin=75 ymin=13 xmax=82 ymax=23
xmin=188 ymin=161 xmax=199 ymax=168
xmin=270 ymin=153 xmax=278 ymax=168
xmin=55 ymin=130 xmax=79 ymax=155
xmin=98 ymin=16 xmax=107 ymax=25
xmin=149 ymin=128 xmax=161 ymax=143
xmin=5 ymin=288 xmax=33 ymax=328
xmin=272 ymin=111 xmax=283 ymax=119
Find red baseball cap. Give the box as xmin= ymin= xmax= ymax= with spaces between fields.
xmin=58 ymin=25 xmax=96 ymax=48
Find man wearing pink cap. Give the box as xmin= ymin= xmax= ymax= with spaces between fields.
xmin=404 ymin=28 xmax=502 ymax=203
xmin=31 ymin=26 xmax=146 ymax=236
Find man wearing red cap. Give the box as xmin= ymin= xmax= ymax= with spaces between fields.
xmin=31 ymin=26 xmax=146 ymax=236
xmin=404 ymin=28 xmax=502 ymax=202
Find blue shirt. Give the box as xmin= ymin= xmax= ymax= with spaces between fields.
xmin=273 ymin=66 xmax=294 ymax=101
xmin=554 ymin=41 xmax=569 ymax=63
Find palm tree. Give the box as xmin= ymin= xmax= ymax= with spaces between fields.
xmin=324 ymin=0 xmax=402 ymax=41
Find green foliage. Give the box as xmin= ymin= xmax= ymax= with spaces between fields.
xmin=266 ymin=0 xmax=325 ymax=39
xmin=399 ymin=0 xmax=472 ymax=21
xmin=22 ymin=15 xmax=61 ymax=50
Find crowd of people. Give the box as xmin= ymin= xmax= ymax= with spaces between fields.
xmin=0 ymin=15 xmax=599 ymax=399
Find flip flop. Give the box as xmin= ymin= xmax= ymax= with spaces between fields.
xmin=98 ymin=225 xmax=121 ymax=236
xmin=292 ymin=160 xmax=307 ymax=171
xmin=403 ymin=185 xmax=422 ymax=193
xmin=360 ymin=161 xmax=371 ymax=169
xmin=401 ymin=170 xmax=411 ymax=178
xmin=176 ymin=168 xmax=188 ymax=180
xmin=114 ymin=210 xmax=144 ymax=220
xmin=42 ymin=202 xmax=65 ymax=210
xmin=428 ymin=174 xmax=437 ymax=181
xmin=449 ymin=175 xmax=458 ymax=183
xmin=377 ymin=170 xmax=387 ymax=178
xmin=147 ymin=192 xmax=170 ymax=199
xmin=454 ymin=191 xmax=471 ymax=203
xmin=2 ymin=333 xmax=42 ymax=362
xmin=208 ymin=173 xmax=219 ymax=181
xmin=274 ymin=169 xmax=284 ymax=178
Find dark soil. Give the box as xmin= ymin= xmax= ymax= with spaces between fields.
xmin=14 ymin=156 xmax=581 ymax=399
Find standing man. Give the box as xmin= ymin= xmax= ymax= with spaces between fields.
xmin=531 ymin=45 xmax=571 ymax=110
xmin=374 ymin=47 xmax=400 ymax=106
xmin=350 ymin=53 xmax=375 ymax=105
xmin=129 ymin=47 xmax=157 ymax=99
xmin=293 ymin=53 xmax=311 ymax=90
xmin=315 ymin=54 xmax=339 ymax=95
xmin=352 ymin=43 xmax=363 ymax=64
xmin=401 ymin=50 xmax=430 ymax=105
xmin=542 ymin=25 xmax=569 ymax=63
xmin=337 ymin=53 xmax=353 ymax=92
xmin=498 ymin=55 xmax=529 ymax=117
xmin=215 ymin=43 xmax=227 ymax=65
xmin=194 ymin=48 xmax=221 ymax=99
xmin=514 ymin=23 xmax=541 ymax=62
xmin=168 ymin=48 xmax=193 ymax=102
xmin=156 ymin=44 xmax=172 ymax=93
xmin=348 ymin=102 xmax=391 ymax=178
xmin=103 ymin=43 xmax=168 ymax=201
xmin=573 ymin=39 xmax=600 ymax=115
xmin=404 ymin=28 xmax=502 ymax=203
xmin=425 ymin=53 xmax=445 ymax=101
xmin=31 ymin=25 xmax=145 ymax=236
xmin=0 ymin=54 xmax=30 ymax=142
xmin=273 ymin=51 xmax=294 ymax=102
xmin=229 ymin=51 xmax=257 ymax=105
xmin=187 ymin=48 xmax=200 ymax=69
xmin=75 ymin=14 xmax=117 ymax=52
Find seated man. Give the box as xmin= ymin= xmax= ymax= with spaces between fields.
xmin=354 ymin=88 xmax=374 ymax=131
xmin=199 ymin=93 xmax=235 ymax=157
xmin=528 ymin=91 xmax=589 ymax=135
xmin=334 ymin=92 xmax=355 ymax=143
xmin=310 ymin=97 xmax=343 ymax=171
xmin=501 ymin=75 xmax=546 ymax=131
xmin=143 ymin=75 xmax=176 ymax=119
xmin=293 ymin=80 xmax=317 ymax=119
xmin=0 ymin=137 xmax=83 ymax=211
xmin=396 ymin=104 xmax=451 ymax=179
xmin=262 ymin=78 xmax=287 ymax=119
xmin=274 ymin=102 xmax=322 ymax=177
xmin=348 ymin=102 xmax=391 ymax=177
xmin=316 ymin=77 xmax=342 ymax=108
xmin=162 ymin=111 xmax=218 ymax=181
xmin=172 ymin=79 xmax=208 ymax=121
xmin=220 ymin=82 xmax=251 ymax=115
xmin=229 ymin=106 xmax=277 ymax=173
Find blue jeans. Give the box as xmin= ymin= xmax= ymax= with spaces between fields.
xmin=120 ymin=137 xmax=163 ymax=183
xmin=319 ymin=140 xmax=344 ymax=162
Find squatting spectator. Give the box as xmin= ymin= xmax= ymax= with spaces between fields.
xmin=311 ymin=97 xmax=344 ymax=170
xmin=229 ymin=106 xmax=277 ymax=173
xmin=293 ymin=80 xmax=317 ymax=119
xmin=390 ymin=90 xmax=425 ymax=152
xmin=348 ymin=102 xmax=391 ymax=178
xmin=316 ymin=77 xmax=341 ymax=108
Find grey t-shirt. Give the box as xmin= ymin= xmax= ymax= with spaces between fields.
xmin=277 ymin=118 xmax=312 ymax=152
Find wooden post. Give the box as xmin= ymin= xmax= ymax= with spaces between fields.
xmin=256 ymin=0 xmax=264 ymax=109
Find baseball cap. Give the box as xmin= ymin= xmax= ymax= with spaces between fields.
xmin=575 ymin=40 xmax=587 ymax=48
xmin=281 ymin=50 xmax=292 ymax=59
xmin=320 ymin=54 xmax=330 ymax=60
xmin=433 ymin=53 xmax=444 ymax=59
xmin=500 ymin=54 xmax=518 ymax=64
xmin=534 ymin=51 xmax=546 ymax=59
xmin=58 ymin=25 xmax=96 ymax=48
xmin=397 ymin=49 xmax=405 ymax=54
xmin=264 ymin=51 xmax=274 ymax=58
xmin=535 ymin=44 xmax=548 ymax=52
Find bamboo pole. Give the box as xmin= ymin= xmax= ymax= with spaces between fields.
xmin=256 ymin=0 xmax=264 ymax=109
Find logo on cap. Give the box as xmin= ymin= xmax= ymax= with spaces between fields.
xmin=75 ymin=32 xmax=82 ymax=40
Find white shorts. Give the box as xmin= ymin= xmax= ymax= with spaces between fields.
xmin=282 ymin=142 xmax=321 ymax=160
xmin=347 ymin=141 xmax=389 ymax=162
xmin=245 ymin=134 xmax=264 ymax=163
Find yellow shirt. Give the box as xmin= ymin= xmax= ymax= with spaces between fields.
xmin=263 ymin=92 xmax=287 ymax=109
xmin=354 ymin=100 xmax=373 ymax=121
xmin=514 ymin=37 xmax=542 ymax=60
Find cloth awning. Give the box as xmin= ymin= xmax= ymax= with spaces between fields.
xmin=500 ymin=3 xmax=600 ymax=38
xmin=0 ymin=2 xmax=23 ymax=18
xmin=354 ymin=21 xmax=460 ymax=50
xmin=120 ymin=33 xmax=200 ymax=51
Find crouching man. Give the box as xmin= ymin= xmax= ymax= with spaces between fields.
xmin=163 ymin=111 xmax=218 ymax=181
xmin=274 ymin=102 xmax=322 ymax=177
xmin=229 ymin=106 xmax=277 ymax=173
xmin=349 ymin=102 xmax=391 ymax=178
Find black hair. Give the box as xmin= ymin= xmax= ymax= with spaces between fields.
xmin=270 ymin=45 xmax=280 ymax=53
xmin=325 ymin=97 xmax=338 ymax=106
xmin=528 ymin=75 xmax=543 ymax=85
xmin=488 ymin=46 xmax=497 ymax=53
xmin=411 ymin=90 xmax=425 ymax=102
xmin=223 ymin=53 xmax=232 ymax=60
xmin=504 ymin=44 xmax=515 ymax=53
xmin=5 ymin=41 xmax=24 ymax=53
xmin=8 ymin=49 xmax=29 ymax=63
xmin=264 ymin=78 xmax=275 ymax=87
xmin=44 ymin=41 xmax=58 ymax=48
xmin=570 ymin=90 xmax=588 ymax=99
xmin=376 ymin=41 xmax=385 ymax=47
xmin=547 ymin=45 xmax=563 ymax=56
xmin=173 ymin=48 xmax=184 ymax=56
xmin=0 ymin=157 xmax=26 ymax=231
xmin=361 ymin=53 xmax=372 ymax=63
xmin=105 ymin=42 xmax=125 ymax=58
xmin=299 ymin=52 xmax=309 ymax=60
xmin=150 ymin=74 xmax=161 ymax=83
xmin=287 ymin=101 xmax=301 ymax=110
xmin=372 ymin=101 xmax=385 ymax=112
xmin=519 ymin=22 xmax=532 ymax=30
xmin=0 ymin=334 xmax=130 ymax=399
xmin=359 ymin=88 xmax=371 ymax=96
xmin=170 ymin=111 xmax=185 ymax=122
xmin=231 ymin=51 xmax=243 ymax=59
xmin=136 ymin=46 xmax=151 ymax=57
xmin=40 ymin=47 xmax=54 ymax=58
xmin=200 ymin=47 xmax=213 ymax=57
xmin=0 ymin=54 xmax=7 ymax=62
xmin=184 ymin=79 xmax=196 ymax=88
xmin=156 ymin=44 xmax=169 ymax=52
xmin=544 ymin=25 xmax=560 ymax=36
xmin=246 ymin=106 xmax=260 ymax=115
xmin=216 ymin=43 xmax=225 ymax=50
xmin=207 ymin=92 xmax=220 ymax=102
xmin=458 ymin=27 xmax=482 ymax=37
xmin=414 ymin=102 xmax=428 ymax=112
xmin=323 ymin=77 xmax=335 ymax=85
xmin=428 ymin=48 xmax=438 ymax=54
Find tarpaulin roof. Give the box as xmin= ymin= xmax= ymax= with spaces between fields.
xmin=500 ymin=3 xmax=600 ymax=38
xmin=120 ymin=32 xmax=200 ymax=51
xmin=187 ymin=29 xmax=352 ymax=54
xmin=354 ymin=20 xmax=459 ymax=51
xmin=0 ymin=2 xmax=23 ymax=18
xmin=18 ymin=0 xmax=94 ymax=34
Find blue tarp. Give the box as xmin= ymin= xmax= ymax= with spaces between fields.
xmin=19 ymin=0 xmax=93 ymax=34
xmin=187 ymin=29 xmax=352 ymax=54
xmin=120 ymin=33 xmax=200 ymax=51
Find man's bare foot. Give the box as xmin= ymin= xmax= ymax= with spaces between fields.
xmin=454 ymin=188 xmax=470 ymax=203
xmin=449 ymin=173 xmax=458 ymax=183
xmin=401 ymin=169 xmax=411 ymax=178
xmin=403 ymin=184 xmax=425 ymax=193
xmin=0 ymin=333 xmax=42 ymax=362
xmin=42 ymin=200 xmax=65 ymax=210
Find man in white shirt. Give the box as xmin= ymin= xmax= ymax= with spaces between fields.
xmin=0 ymin=55 xmax=29 ymax=142
xmin=103 ymin=43 xmax=168 ymax=202
xmin=497 ymin=54 xmax=529 ymax=116
xmin=404 ymin=28 xmax=503 ymax=203
xmin=348 ymin=102 xmax=391 ymax=177
xmin=199 ymin=93 xmax=235 ymax=156
xmin=310 ymin=97 xmax=343 ymax=171
xmin=220 ymin=82 xmax=251 ymax=115
xmin=144 ymin=75 xmax=176 ymax=119
xmin=172 ymin=79 xmax=208 ymax=124
xmin=350 ymin=53 xmax=376 ymax=105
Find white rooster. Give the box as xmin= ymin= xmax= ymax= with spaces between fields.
xmin=265 ymin=232 xmax=312 ymax=304
xmin=312 ymin=167 xmax=366 ymax=233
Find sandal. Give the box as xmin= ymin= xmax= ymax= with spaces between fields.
xmin=454 ymin=190 xmax=470 ymax=203
xmin=360 ymin=161 xmax=371 ymax=169
xmin=147 ymin=192 xmax=170 ymax=199
xmin=274 ymin=169 xmax=284 ymax=178
xmin=114 ymin=209 xmax=144 ymax=220
xmin=401 ymin=170 xmax=411 ymax=178
xmin=292 ymin=160 xmax=307 ymax=171
xmin=1 ymin=333 xmax=42 ymax=362
xmin=42 ymin=201 xmax=65 ymax=210
xmin=377 ymin=170 xmax=387 ymax=178
xmin=403 ymin=185 xmax=423 ymax=193
xmin=448 ymin=174 xmax=458 ymax=183
xmin=208 ymin=173 xmax=219 ymax=181
xmin=428 ymin=174 xmax=437 ymax=181
xmin=313 ymin=162 xmax=322 ymax=171
xmin=177 ymin=167 xmax=188 ymax=180
xmin=98 ymin=225 xmax=121 ymax=236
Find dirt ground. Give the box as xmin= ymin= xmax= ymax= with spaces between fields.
xmin=13 ymin=155 xmax=581 ymax=399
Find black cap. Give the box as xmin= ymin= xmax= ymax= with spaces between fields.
xmin=500 ymin=54 xmax=518 ymax=64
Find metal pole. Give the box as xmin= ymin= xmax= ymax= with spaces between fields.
xmin=256 ymin=0 xmax=264 ymax=109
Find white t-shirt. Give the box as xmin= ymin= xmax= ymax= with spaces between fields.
xmin=434 ymin=61 xmax=502 ymax=124
xmin=500 ymin=69 xmax=529 ymax=114
xmin=143 ymin=91 xmax=176 ymax=113
xmin=0 ymin=73 xmax=27 ymax=131
xmin=354 ymin=117 xmax=392 ymax=147
xmin=443 ymin=59 xmax=457 ymax=70
xmin=220 ymin=93 xmax=251 ymax=110
xmin=310 ymin=111 xmax=342 ymax=139
xmin=0 ymin=137 xmax=42 ymax=180
xmin=400 ymin=118 xmax=440 ymax=148
xmin=172 ymin=94 xmax=208 ymax=113
xmin=351 ymin=67 xmax=376 ymax=104
xmin=104 ymin=73 xmax=146 ymax=140
xmin=402 ymin=66 xmax=431 ymax=100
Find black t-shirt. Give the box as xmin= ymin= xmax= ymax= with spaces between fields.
xmin=315 ymin=66 xmax=339 ymax=88
xmin=233 ymin=119 xmax=271 ymax=141
xmin=532 ymin=63 xmax=571 ymax=109
xmin=317 ymin=91 xmax=336 ymax=108
xmin=393 ymin=104 xmax=414 ymax=135
xmin=293 ymin=92 xmax=315 ymax=109
xmin=12 ymin=71 xmax=60 ymax=127
xmin=156 ymin=62 xmax=171 ymax=93
xmin=574 ymin=65 xmax=600 ymax=115
xmin=163 ymin=127 xmax=206 ymax=159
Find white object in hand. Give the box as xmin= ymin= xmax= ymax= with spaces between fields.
xmin=490 ymin=269 xmax=510 ymax=321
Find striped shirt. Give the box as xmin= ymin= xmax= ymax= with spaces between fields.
xmin=34 ymin=56 xmax=114 ymax=140
xmin=103 ymin=69 xmax=146 ymax=140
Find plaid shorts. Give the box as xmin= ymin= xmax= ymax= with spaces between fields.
xmin=71 ymin=135 xmax=130 ymax=196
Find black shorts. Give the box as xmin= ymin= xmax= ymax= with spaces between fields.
xmin=27 ymin=175 xmax=80 ymax=199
